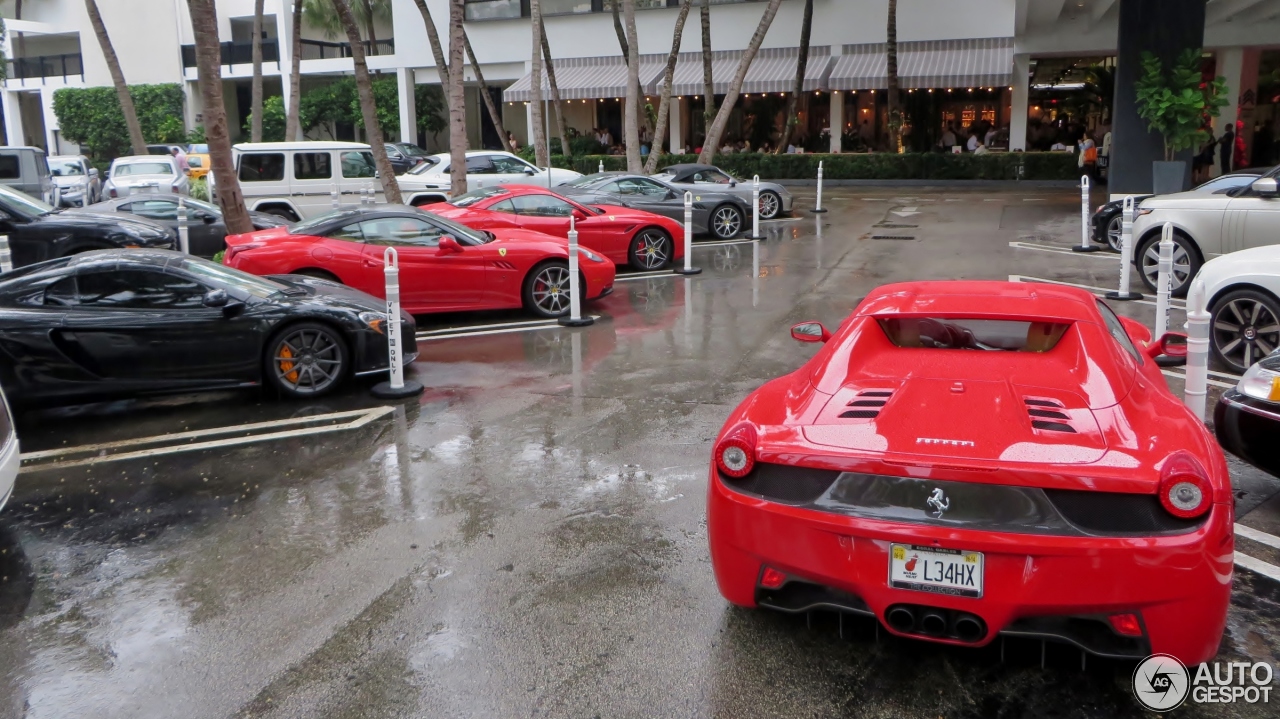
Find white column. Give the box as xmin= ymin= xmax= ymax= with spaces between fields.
xmin=397 ymin=66 xmax=417 ymax=144
xmin=670 ymin=96 xmax=683 ymax=153
xmin=40 ymin=87 xmax=59 ymax=153
xmin=1009 ymin=53 xmax=1030 ymax=152
xmin=829 ymin=91 xmax=843 ymax=153
xmin=1 ymin=91 xmax=25 ymax=148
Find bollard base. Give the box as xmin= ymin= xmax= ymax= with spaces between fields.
xmin=748 ymin=235 xmax=766 ymax=241
xmin=672 ymin=267 xmax=703 ymax=275
xmin=1071 ymin=245 xmax=1101 ymax=253
xmin=1156 ymin=355 xmax=1187 ymax=368
xmin=1104 ymin=290 xmax=1144 ymax=301
xmin=811 ymin=208 xmax=829 ymax=214
xmin=558 ymin=315 xmax=595 ymax=327
xmin=372 ymin=379 xmax=424 ymax=399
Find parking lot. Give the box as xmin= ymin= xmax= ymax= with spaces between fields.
xmin=1 ymin=185 xmax=1278 ymax=718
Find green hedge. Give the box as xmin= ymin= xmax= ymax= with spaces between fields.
xmin=53 ymin=84 xmax=187 ymax=162
xmin=545 ymin=152 xmax=1079 ymax=181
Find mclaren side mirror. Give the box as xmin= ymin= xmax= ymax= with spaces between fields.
xmin=438 ymin=235 xmax=463 ymax=253
xmin=203 ymin=288 xmax=229 ymax=308
xmin=791 ymin=321 xmax=830 ymax=343
xmin=1146 ymin=332 xmax=1188 ymax=362
xmin=1252 ymin=177 xmax=1279 ymax=198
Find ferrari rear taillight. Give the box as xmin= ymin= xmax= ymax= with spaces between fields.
xmin=1107 ymin=613 xmax=1143 ymax=637
xmin=1158 ymin=452 xmax=1211 ymax=519
xmin=759 ymin=567 xmax=787 ymax=589
xmin=715 ymin=422 xmax=758 ymax=478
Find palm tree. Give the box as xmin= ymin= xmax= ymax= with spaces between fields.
xmin=303 ymin=0 xmax=390 ymax=55
xmin=700 ymin=0 xmax=715 ymax=132
xmin=331 ymin=0 xmax=401 ymax=202
xmin=186 ymin=0 xmax=254 ymax=234
xmin=699 ymin=0 xmax=784 ymax=164
xmin=529 ymin=0 xmax=549 ymax=167
xmin=285 ymin=0 xmax=304 ymax=140
xmin=621 ymin=0 xmax=642 ymax=172
xmin=886 ymin=0 xmax=901 ymax=153
xmin=83 ymin=0 xmax=147 ymax=155
xmin=611 ymin=1 xmax=643 ymax=147
xmin=250 ymin=0 xmax=265 ymax=142
xmin=644 ymin=0 xmax=693 ymax=173
xmin=447 ymin=0 xmax=468 ymax=196
xmin=775 ymin=0 xmax=813 ymax=153
xmin=540 ymin=20 xmax=571 ymax=159
xmin=410 ymin=0 xmax=451 ymax=100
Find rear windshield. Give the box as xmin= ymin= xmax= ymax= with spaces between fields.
xmin=877 ymin=317 xmax=1069 ymax=352
xmin=115 ymin=162 xmax=174 ymax=176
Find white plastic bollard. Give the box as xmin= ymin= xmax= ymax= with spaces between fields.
xmin=1105 ymin=195 xmax=1142 ymax=300
xmin=812 ymin=160 xmax=827 ymax=214
xmin=751 ymin=175 xmax=762 ymax=239
xmin=673 ymin=191 xmax=701 ymax=275
xmin=331 ymin=182 xmax=340 ymax=209
xmin=370 ymin=246 xmax=423 ymax=399
xmin=0 ymin=235 xmax=11 ymax=273
xmin=546 ymin=167 xmax=552 ymax=189
xmin=177 ymin=197 xmax=190 ymax=254
xmin=558 ymin=215 xmax=594 ymax=327
xmin=752 ymin=236 xmax=760 ymax=307
xmin=1184 ymin=275 xmax=1210 ymax=422
xmin=599 ymin=160 xmax=605 ymax=174
xmin=1154 ymin=222 xmax=1175 ymax=338
xmin=1072 ymin=174 xmax=1098 ymax=252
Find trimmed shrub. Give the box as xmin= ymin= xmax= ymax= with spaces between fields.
xmin=53 ymin=84 xmax=187 ymax=162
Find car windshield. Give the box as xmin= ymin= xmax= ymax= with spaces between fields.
xmin=407 ymin=159 xmax=441 ymax=175
xmin=0 ymin=185 xmax=54 ymax=216
xmin=877 ymin=317 xmax=1070 ymax=352
xmin=50 ymin=159 xmax=85 ymax=176
xmin=1193 ymin=174 xmax=1257 ymax=193
xmin=180 ymin=196 xmax=221 ymax=214
xmin=563 ymin=175 xmax=612 ymax=188
xmin=450 ymin=186 xmax=509 ymax=207
xmin=115 ymin=162 xmax=174 ymax=176
xmin=399 ymin=145 xmax=431 ymax=157
xmin=178 ymin=256 xmax=289 ymax=299
xmin=289 ymin=210 xmax=362 ymax=235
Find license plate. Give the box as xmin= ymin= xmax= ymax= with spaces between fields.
xmin=889 ymin=543 xmax=984 ymax=598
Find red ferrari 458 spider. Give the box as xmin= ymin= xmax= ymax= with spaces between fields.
xmin=708 ymin=281 xmax=1232 ymax=665
xmin=223 ymin=207 xmax=615 ymax=318
xmin=432 ymin=185 xmax=686 ymax=271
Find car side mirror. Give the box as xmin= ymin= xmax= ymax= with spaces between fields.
xmin=438 ymin=235 xmax=463 ymax=253
xmin=89 ymin=168 xmax=99 ymax=177
xmin=729 ymin=180 xmax=737 ymax=187
xmin=0 ymin=209 xmax=12 ymax=223
xmin=523 ymin=168 xmax=536 ymax=176
xmin=203 ymin=288 xmax=229 ymax=308
xmin=1145 ymin=332 xmax=1188 ymax=360
xmin=791 ymin=321 xmax=830 ymax=343
xmin=571 ymin=209 xmax=587 ymax=221
xmin=1251 ymin=177 xmax=1279 ymax=198
xmin=200 ymin=212 xmax=216 ymax=224
xmin=665 ymin=190 xmax=676 ymax=200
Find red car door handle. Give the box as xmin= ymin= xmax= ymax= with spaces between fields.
xmin=363 ymin=259 xmax=380 ymax=267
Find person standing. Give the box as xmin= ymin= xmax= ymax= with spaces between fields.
xmin=170 ymin=147 xmax=190 ymax=174
xmin=1220 ymin=122 xmax=1235 ymax=175
xmin=966 ymin=128 xmax=980 ymax=152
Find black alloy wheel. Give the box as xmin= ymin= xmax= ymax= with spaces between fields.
xmin=1210 ymin=289 xmax=1280 ymax=374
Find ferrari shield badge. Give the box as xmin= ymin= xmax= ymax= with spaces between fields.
xmin=498 ymin=247 xmax=507 ymax=256
xmin=609 ymin=215 xmax=616 ymax=221
xmin=695 ymin=195 xmax=701 ymax=201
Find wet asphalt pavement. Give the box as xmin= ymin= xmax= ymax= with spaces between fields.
xmin=1 ymin=186 xmax=1279 ymax=718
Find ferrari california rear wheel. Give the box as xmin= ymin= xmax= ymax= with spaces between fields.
xmin=628 ymin=228 xmax=672 ymax=270
xmin=711 ymin=204 xmax=743 ymax=239
xmin=523 ymin=261 xmax=575 ymax=318
xmin=1210 ymin=289 xmax=1280 ymax=374
xmin=265 ymin=322 xmax=349 ymax=398
xmin=758 ymin=190 xmax=782 ymax=220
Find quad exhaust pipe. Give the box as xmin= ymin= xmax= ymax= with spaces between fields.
xmin=883 ymin=604 xmax=987 ymax=643
xmin=886 ymin=606 xmax=915 ymax=632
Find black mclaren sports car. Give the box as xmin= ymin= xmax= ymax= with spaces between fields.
xmin=0 ymin=249 xmax=416 ymax=406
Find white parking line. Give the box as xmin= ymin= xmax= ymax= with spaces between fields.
xmin=1235 ymin=553 xmax=1280 ymax=584
xmin=1159 ymin=368 xmax=1235 ymax=389
xmin=1237 ymin=523 xmax=1280 ymax=551
xmin=418 ymin=317 xmax=563 ymax=336
xmin=20 ymin=406 xmax=395 ymax=471
xmin=1008 ymin=241 xmax=1114 ymax=258
xmin=694 ymin=238 xmax=758 ymax=248
xmin=760 ymin=217 xmax=803 ymax=223
xmin=616 ymin=269 xmax=679 ymax=281
xmin=416 ymin=318 xmax=600 ymax=340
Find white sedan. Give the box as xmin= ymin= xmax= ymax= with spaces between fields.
xmin=396 ymin=151 xmax=582 ymax=207
xmin=1192 ymin=243 xmax=1280 ymax=374
xmin=103 ymin=155 xmax=190 ymax=199
xmin=1130 ymin=169 xmax=1280 ymax=297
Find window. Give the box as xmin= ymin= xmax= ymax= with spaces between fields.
xmin=125 ymin=199 xmax=179 ymax=221
xmin=114 ymin=161 xmax=176 ymax=176
xmin=877 ymin=317 xmax=1069 ymax=352
xmin=464 ymin=0 xmax=522 ymax=20
xmin=616 ymin=177 xmax=670 ymax=196
xmin=294 ymin=152 xmax=332 ymax=180
xmin=450 ymin=186 xmax=508 ymax=207
xmin=239 ymin=153 xmax=285 ymax=182
xmin=492 ymin=155 xmax=533 ymax=174
xmin=327 ymin=223 xmax=365 ymax=242
xmin=385 ymin=146 xmax=404 ymax=159
xmin=0 ymin=156 xmax=21 ymax=180
xmin=692 ymin=169 xmax=732 ymax=184
xmin=340 ymin=151 xmax=377 ymax=178
xmin=489 ymin=198 xmax=516 ymax=214
xmin=187 ymin=156 xmax=203 ymax=168
xmin=50 ymin=158 xmax=86 ymax=177
xmin=1095 ymin=300 xmax=1144 ymax=364
xmin=358 ymin=217 xmax=447 ymax=247
xmin=44 ymin=276 xmax=78 ymax=306
xmin=76 ymin=270 xmax=210 ymax=309
xmin=465 ymin=156 xmax=496 ymax=174
xmin=511 ymin=194 xmax=576 ymax=217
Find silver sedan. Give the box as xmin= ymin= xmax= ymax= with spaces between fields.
xmin=557 ymin=172 xmax=752 ymax=240
xmin=652 ymin=163 xmax=794 ymax=219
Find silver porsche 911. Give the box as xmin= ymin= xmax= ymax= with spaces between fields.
xmin=652 ymin=163 xmax=793 ymax=220
xmin=557 ymin=172 xmax=752 ymax=240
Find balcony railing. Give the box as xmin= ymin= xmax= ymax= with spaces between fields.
xmin=5 ymin=53 xmax=84 ymax=82
xmin=300 ymin=38 xmax=395 ymax=60
xmin=181 ymin=39 xmax=280 ymax=69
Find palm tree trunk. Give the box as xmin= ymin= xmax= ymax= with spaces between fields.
xmin=700 ymin=0 xmax=715 ymax=132
xmin=775 ymin=0 xmax=812 ymax=153
xmin=362 ymin=0 xmax=378 ymax=56
xmin=250 ymin=0 xmax=265 ymax=142
xmin=886 ymin=0 xmax=900 ymax=153
xmin=644 ymin=0 xmax=692 ymax=174
xmin=621 ymin=0 xmax=642 ymax=172
xmin=465 ymin=32 xmax=509 ymax=153
xmin=84 ymin=0 xmax=147 ymax=155
xmin=699 ymin=0 xmax=783 ymax=165
xmin=332 ymin=0 xmax=402 ymax=202
xmin=539 ymin=20 xmax=571 ymax=159
xmin=447 ymin=0 xmax=468 ymax=196
xmin=411 ymin=0 xmax=451 ymax=106
xmin=286 ymin=0 xmax=303 ymax=140
xmin=612 ymin=1 xmax=629 ymax=63
xmin=529 ymin=0 xmax=549 ymax=167
xmin=186 ymin=0 xmax=254 ymax=234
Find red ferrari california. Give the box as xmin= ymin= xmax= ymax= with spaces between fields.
xmin=223 ymin=207 xmax=615 ymax=319
xmin=708 ymin=281 xmax=1232 ymax=665
xmin=432 ymin=185 xmax=686 ymax=271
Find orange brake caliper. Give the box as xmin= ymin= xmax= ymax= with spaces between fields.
xmin=279 ymin=345 xmax=299 ymax=383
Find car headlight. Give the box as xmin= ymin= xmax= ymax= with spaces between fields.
xmin=1095 ymin=203 xmax=1108 ymax=214
xmin=1135 ymin=208 xmax=1154 ymax=217
xmin=359 ymin=311 xmax=388 ymax=334
xmin=1237 ymin=357 xmax=1280 ymax=403
xmin=578 ymin=247 xmax=605 ymax=263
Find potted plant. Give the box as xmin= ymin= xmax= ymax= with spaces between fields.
xmin=1134 ymin=48 xmax=1229 ymax=194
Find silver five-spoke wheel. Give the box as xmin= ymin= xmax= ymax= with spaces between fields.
xmin=527 ymin=263 xmax=573 ymax=318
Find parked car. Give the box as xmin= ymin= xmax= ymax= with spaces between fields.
xmin=214 ymin=141 xmax=386 ymax=221
xmin=223 ymin=206 xmax=616 ymax=319
xmin=0 ymin=249 xmax=416 ymax=404
xmin=0 ymin=184 xmax=175 ymax=268
xmin=708 ymin=280 xmax=1228 ymax=666
xmin=434 ymin=185 xmax=685 ymax=271
xmin=1215 ymin=347 xmax=1280 ymax=477
xmin=146 ymin=144 xmax=185 ymax=156
xmin=0 ymin=146 xmax=54 ymax=204
xmin=653 ymin=163 xmax=793 ymax=219
xmin=49 ymin=154 xmax=101 ymax=207
xmin=68 ymin=194 xmax=288 ymax=258
xmin=104 ymin=155 xmax=190 ymax=198
xmin=398 ymin=151 xmax=582 ymax=206
xmin=1090 ymin=171 xmax=1263 ymax=252
xmin=1183 ymin=243 xmax=1280 ymax=374
xmin=384 ymin=142 xmax=432 ymax=174
xmin=0 ymin=383 xmax=17 ymax=513
xmin=557 ymin=172 xmax=751 ymax=240
xmin=186 ymin=152 xmax=211 ymax=181
xmin=1129 ymin=164 xmax=1280 ymax=296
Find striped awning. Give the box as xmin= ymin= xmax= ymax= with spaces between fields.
xmin=659 ymin=46 xmax=833 ymax=96
xmin=828 ymin=37 xmax=1013 ymax=90
xmin=503 ymin=54 xmax=667 ymax=102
